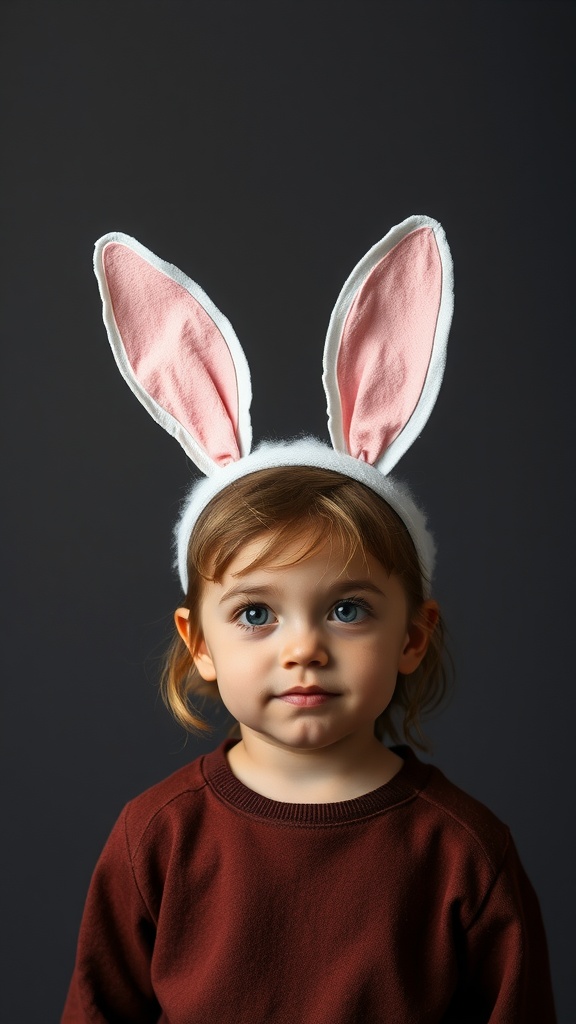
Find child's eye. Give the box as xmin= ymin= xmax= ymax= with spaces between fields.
xmin=236 ymin=604 xmax=274 ymax=629
xmin=331 ymin=599 xmax=370 ymax=623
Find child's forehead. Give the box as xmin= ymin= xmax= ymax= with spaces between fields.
xmin=225 ymin=529 xmax=373 ymax=581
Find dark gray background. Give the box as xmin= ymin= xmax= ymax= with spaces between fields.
xmin=2 ymin=1 xmax=574 ymax=1020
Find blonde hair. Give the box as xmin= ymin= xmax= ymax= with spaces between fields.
xmin=161 ymin=466 xmax=449 ymax=749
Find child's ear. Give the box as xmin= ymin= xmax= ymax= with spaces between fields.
xmin=398 ymin=600 xmax=440 ymax=674
xmin=174 ymin=607 xmax=192 ymax=646
xmin=193 ymin=641 xmax=218 ymax=682
xmin=174 ymin=608 xmax=217 ymax=681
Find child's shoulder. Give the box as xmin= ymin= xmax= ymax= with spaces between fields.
xmin=119 ymin=748 xmax=210 ymax=852
xmin=405 ymin=747 xmax=512 ymax=872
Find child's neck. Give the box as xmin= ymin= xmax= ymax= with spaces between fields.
xmin=226 ymin=732 xmax=403 ymax=804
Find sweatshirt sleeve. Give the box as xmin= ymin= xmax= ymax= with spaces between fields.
xmin=458 ymin=835 xmax=556 ymax=1023
xmin=61 ymin=807 xmax=161 ymax=1023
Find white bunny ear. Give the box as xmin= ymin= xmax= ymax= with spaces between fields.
xmin=323 ymin=215 xmax=453 ymax=474
xmin=93 ymin=233 xmax=252 ymax=476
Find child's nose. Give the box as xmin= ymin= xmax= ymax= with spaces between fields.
xmin=280 ymin=623 xmax=329 ymax=669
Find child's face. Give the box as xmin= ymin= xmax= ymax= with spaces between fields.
xmin=178 ymin=532 xmax=433 ymax=756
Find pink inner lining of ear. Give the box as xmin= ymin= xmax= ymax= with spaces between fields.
xmin=336 ymin=228 xmax=442 ymax=464
xmin=103 ymin=244 xmax=239 ymax=466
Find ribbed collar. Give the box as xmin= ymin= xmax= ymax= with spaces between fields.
xmin=201 ymin=740 xmax=432 ymax=826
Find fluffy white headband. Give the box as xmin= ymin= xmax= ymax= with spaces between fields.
xmin=93 ymin=215 xmax=454 ymax=595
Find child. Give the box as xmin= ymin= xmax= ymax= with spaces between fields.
xmin=63 ymin=217 xmax=556 ymax=1022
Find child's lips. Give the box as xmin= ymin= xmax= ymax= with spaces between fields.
xmin=277 ymin=687 xmax=337 ymax=707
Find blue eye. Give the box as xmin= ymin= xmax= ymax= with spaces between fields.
xmin=238 ymin=605 xmax=272 ymax=628
xmin=332 ymin=600 xmax=368 ymax=623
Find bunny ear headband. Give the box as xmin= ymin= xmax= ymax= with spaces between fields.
xmin=93 ymin=215 xmax=453 ymax=596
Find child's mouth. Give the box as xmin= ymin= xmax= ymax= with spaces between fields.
xmin=277 ymin=688 xmax=336 ymax=707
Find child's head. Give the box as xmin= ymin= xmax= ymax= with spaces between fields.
xmin=164 ymin=465 xmax=447 ymax=748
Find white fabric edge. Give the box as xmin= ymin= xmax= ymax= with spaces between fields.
xmin=322 ymin=214 xmax=453 ymax=474
xmin=175 ymin=438 xmax=436 ymax=597
xmin=93 ymin=232 xmax=253 ymax=476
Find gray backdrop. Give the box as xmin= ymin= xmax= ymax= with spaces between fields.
xmin=2 ymin=1 xmax=575 ymax=1020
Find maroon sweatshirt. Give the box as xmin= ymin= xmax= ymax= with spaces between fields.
xmin=63 ymin=742 xmax=556 ymax=1023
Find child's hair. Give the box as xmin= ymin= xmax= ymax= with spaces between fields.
xmin=162 ymin=465 xmax=449 ymax=750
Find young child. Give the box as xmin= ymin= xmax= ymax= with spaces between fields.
xmin=63 ymin=217 xmax=556 ymax=1022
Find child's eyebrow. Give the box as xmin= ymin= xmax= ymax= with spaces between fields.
xmin=219 ymin=584 xmax=279 ymax=605
xmin=331 ymin=578 xmax=386 ymax=598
